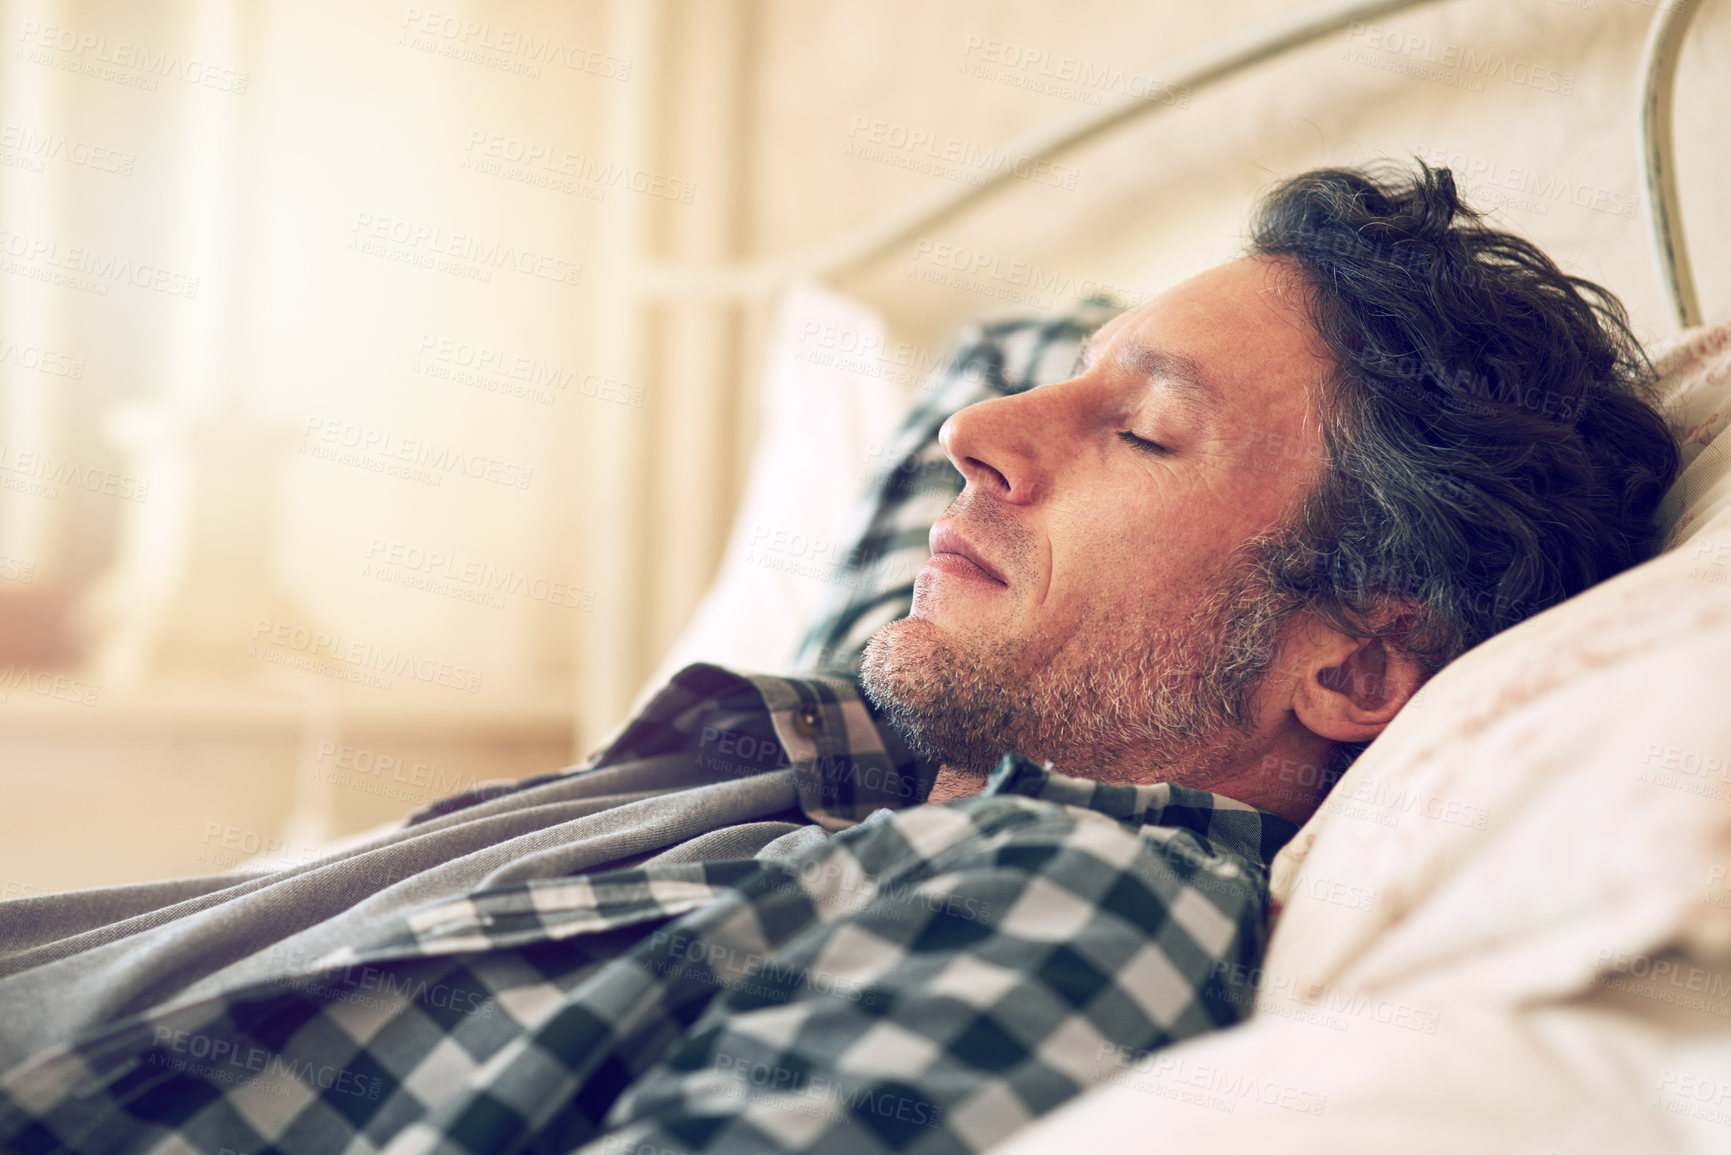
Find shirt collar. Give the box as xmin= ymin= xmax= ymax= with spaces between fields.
xmin=980 ymin=752 xmax=1299 ymax=869
xmin=746 ymin=669 xmax=938 ymax=830
xmin=751 ymin=669 xmax=1297 ymax=866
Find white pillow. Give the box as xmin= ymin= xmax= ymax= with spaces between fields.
xmin=995 ymin=504 xmax=1731 ymax=1154
xmin=1654 ymin=324 xmax=1731 ymax=549
xmin=994 ymin=321 xmax=1731 ymax=1153
xmin=1265 ymin=318 xmax=1731 ymax=933
xmin=632 ymin=282 xmax=907 ymax=709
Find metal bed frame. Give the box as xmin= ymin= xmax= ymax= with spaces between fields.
xmin=579 ymin=0 xmax=1710 ymax=739
xmin=629 ymin=0 xmax=1705 ymax=324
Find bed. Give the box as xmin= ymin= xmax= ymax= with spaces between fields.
xmin=630 ymin=0 xmax=1731 ymax=1148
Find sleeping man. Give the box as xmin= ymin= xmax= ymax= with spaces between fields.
xmin=0 ymin=163 xmax=1679 ymax=1155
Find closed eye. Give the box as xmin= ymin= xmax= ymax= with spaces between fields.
xmin=1117 ymin=430 xmax=1169 ymax=455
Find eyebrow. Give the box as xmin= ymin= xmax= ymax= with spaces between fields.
xmin=1077 ymin=332 xmax=1222 ymax=419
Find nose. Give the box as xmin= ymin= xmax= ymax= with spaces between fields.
xmin=938 ymin=383 xmax=1074 ymax=506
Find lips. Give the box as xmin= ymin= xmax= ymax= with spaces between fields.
xmin=928 ymin=522 xmax=1008 ymax=585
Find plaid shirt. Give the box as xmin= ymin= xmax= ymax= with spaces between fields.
xmin=0 ymin=665 xmax=1296 ymax=1155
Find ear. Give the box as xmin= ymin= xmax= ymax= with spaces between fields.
xmin=1285 ymin=608 xmax=1428 ymax=745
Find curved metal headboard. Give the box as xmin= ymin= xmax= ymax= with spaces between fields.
xmin=636 ymin=0 xmax=1453 ymax=299
xmin=1640 ymin=0 xmax=1708 ymax=331
xmin=637 ymin=0 xmax=1709 ymax=330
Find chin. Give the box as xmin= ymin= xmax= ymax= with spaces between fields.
xmin=859 ymin=617 xmax=934 ymax=708
xmin=859 ymin=615 xmax=1020 ymax=774
xmin=859 ymin=618 xmax=952 ymax=755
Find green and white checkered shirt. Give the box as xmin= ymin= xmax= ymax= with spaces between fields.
xmin=0 ymin=663 xmax=1296 ymax=1155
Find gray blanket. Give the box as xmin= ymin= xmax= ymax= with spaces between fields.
xmin=0 ymin=752 xmax=816 ymax=1072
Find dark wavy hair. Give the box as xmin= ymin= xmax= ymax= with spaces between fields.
xmin=1245 ymin=162 xmax=1679 ymax=679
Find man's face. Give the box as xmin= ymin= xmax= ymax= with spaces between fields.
xmin=860 ymin=255 xmax=1336 ymax=790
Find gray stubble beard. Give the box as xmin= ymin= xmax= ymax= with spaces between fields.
xmin=858 ymin=551 xmax=1290 ymax=790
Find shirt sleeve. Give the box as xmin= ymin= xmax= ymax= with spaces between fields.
xmin=584 ymin=789 xmax=1274 ymax=1155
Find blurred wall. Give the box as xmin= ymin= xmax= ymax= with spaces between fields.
xmin=0 ymin=0 xmax=1724 ymax=892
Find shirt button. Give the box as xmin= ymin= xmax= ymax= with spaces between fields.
xmin=792 ymin=706 xmax=824 ymax=738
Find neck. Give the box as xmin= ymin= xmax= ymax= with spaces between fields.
xmin=1191 ymin=747 xmax=1337 ymax=825
xmin=926 ymin=764 xmax=991 ymax=803
xmin=925 ymin=730 xmax=1340 ymax=825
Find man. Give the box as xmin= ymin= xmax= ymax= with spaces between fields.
xmin=0 ymin=164 xmax=1678 ymax=1155
xmin=862 ymin=252 xmax=1401 ymax=820
xmin=861 ymin=165 xmax=1677 ymax=818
